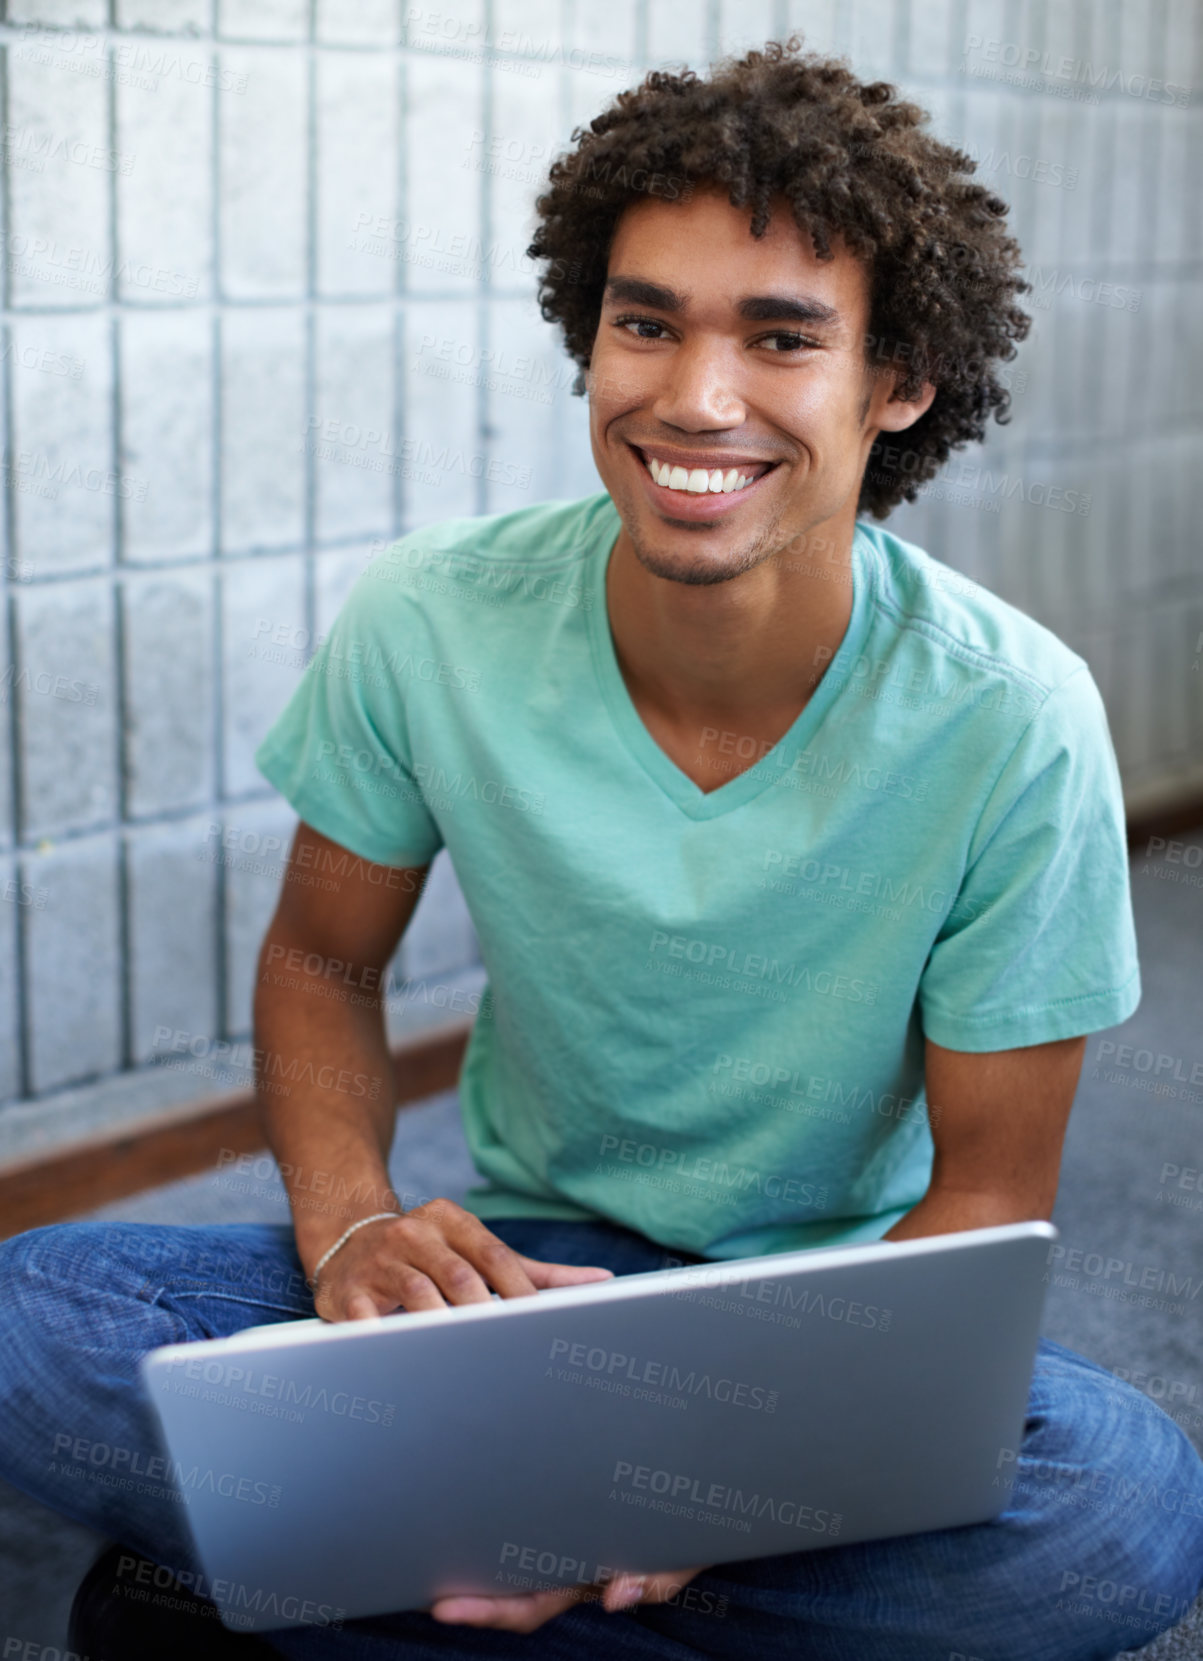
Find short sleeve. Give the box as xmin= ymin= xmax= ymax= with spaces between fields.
xmin=253 ymin=567 xmax=444 ymax=869
xmin=918 ymin=665 xmax=1140 ymax=1050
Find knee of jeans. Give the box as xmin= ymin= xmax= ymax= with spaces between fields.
xmin=0 ymin=1222 xmax=76 ymax=1305
xmin=1106 ymin=1406 xmax=1203 ymax=1605
xmin=0 ymin=1230 xmax=86 ymax=1462
xmin=0 ymin=1226 xmax=93 ymax=1365
xmin=0 ymin=1222 xmax=176 ymax=1369
xmin=1031 ymin=1382 xmax=1203 ymax=1618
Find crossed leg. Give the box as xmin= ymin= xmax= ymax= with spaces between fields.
xmin=1 ymin=1217 xmax=1199 ymax=1661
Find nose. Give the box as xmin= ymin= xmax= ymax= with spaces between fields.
xmin=650 ymin=336 xmax=747 ymax=433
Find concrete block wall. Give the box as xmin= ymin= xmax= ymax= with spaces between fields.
xmin=0 ymin=0 xmax=1199 ymax=1151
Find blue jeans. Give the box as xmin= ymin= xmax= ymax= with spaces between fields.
xmin=0 ymin=1216 xmax=1201 ymax=1661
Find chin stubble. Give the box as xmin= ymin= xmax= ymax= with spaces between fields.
xmin=630 ymin=526 xmax=777 ymax=587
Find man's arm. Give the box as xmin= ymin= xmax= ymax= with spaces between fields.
xmin=254 ymin=820 xmax=614 ymax=1321
xmin=253 ymin=819 xmax=428 ymax=1279
xmin=882 ymin=1032 xmax=1087 ymax=1242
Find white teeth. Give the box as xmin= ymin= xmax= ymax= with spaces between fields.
xmin=645 ymin=454 xmax=763 ymax=494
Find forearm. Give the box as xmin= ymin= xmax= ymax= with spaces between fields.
xmin=253 ymin=957 xmax=400 ymax=1280
xmin=882 ymin=1183 xmax=1048 ymax=1243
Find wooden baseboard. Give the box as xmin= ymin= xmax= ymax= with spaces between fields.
xmin=0 ymin=1018 xmax=471 ymax=1242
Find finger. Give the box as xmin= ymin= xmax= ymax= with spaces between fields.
xmin=314 ymin=1279 xmax=396 ymax=1324
xmin=429 ymin=1588 xmax=582 ymax=1631
xmin=603 ymin=1565 xmax=709 ymax=1612
xmin=519 ymin=1255 xmax=616 ymax=1289
xmin=443 ymin=1218 xmax=541 ymax=1300
xmin=356 ymin=1261 xmax=447 ymax=1315
xmin=603 ymin=1574 xmax=647 ymax=1613
xmin=351 ymin=1210 xmax=498 ymax=1310
xmin=403 ymin=1206 xmax=610 ymax=1303
xmin=402 ymin=1229 xmax=507 ymax=1305
xmin=343 ymin=1291 xmax=385 ymax=1322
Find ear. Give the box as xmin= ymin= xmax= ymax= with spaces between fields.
xmin=873 ymin=377 xmax=938 ymax=434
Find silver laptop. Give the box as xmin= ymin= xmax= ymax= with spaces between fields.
xmin=140 ymin=1219 xmax=1055 ymax=1633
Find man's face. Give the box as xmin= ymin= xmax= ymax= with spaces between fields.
xmin=585 ymin=186 xmax=921 ymax=586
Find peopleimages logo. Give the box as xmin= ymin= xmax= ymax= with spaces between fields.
xmin=597 ymin=1133 xmax=828 ymax=1210
xmin=646 ymin=930 xmax=877 ymax=1004
xmin=1045 ymin=1244 xmax=1203 ymax=1302
xmin=158 ymin=1353 xmax=396 ymax=1427
xmin=547 ymin=1338 xmax=778 ymax=1412
xmin=114 ymin=1552 xmax=344 ymax=1631
xmin=772 ymin=744 xmax=930 ymax=799
xmin=710 ymin=1054 xmax=933 ymax=1128
xmin=610 ymin=1460 xmax=842 ymax=1536
xmin=666 ymin=1260 xmax=892 ymax=1333
xmin=50 ymin=1434 xmax=281 ymax=1507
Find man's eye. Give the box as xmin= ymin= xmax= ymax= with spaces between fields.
xmin=611 ymin=322 xmax=817 ymax=355
xmin=760 ymin=332 xmax=817 ymax=353
xmin=613 ymin=315 xmax=667 ymax=340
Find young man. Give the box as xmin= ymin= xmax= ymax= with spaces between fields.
xmin=2 ymin=36 xmax=1201 ymax=1661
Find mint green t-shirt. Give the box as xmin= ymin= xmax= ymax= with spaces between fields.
xmin=254 ymin=492 xmax=1140 ymax=1260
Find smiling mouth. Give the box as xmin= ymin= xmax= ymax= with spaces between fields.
xmin=631 ymin=444 xmax=781 ymax=496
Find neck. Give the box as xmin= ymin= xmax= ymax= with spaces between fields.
xmin=604 ymin=513 xmax=858 ymax=732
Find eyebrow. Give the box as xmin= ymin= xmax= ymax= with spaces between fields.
xmin=602 ymin=275 xmax=842 ymax=328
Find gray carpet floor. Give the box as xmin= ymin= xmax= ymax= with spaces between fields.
xmin=1 ymin=840 xmax=1200 ymax=1657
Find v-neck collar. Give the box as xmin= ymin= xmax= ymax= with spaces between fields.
xmin=585 ymin=495 xmax=877 ymax=821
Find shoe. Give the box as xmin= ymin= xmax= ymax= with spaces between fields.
xmin=68 ymin=1541 xmax=281 ymax=1658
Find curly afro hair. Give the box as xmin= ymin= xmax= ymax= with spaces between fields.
xmin=526 ymin=34 xmax=1032 ymax=520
